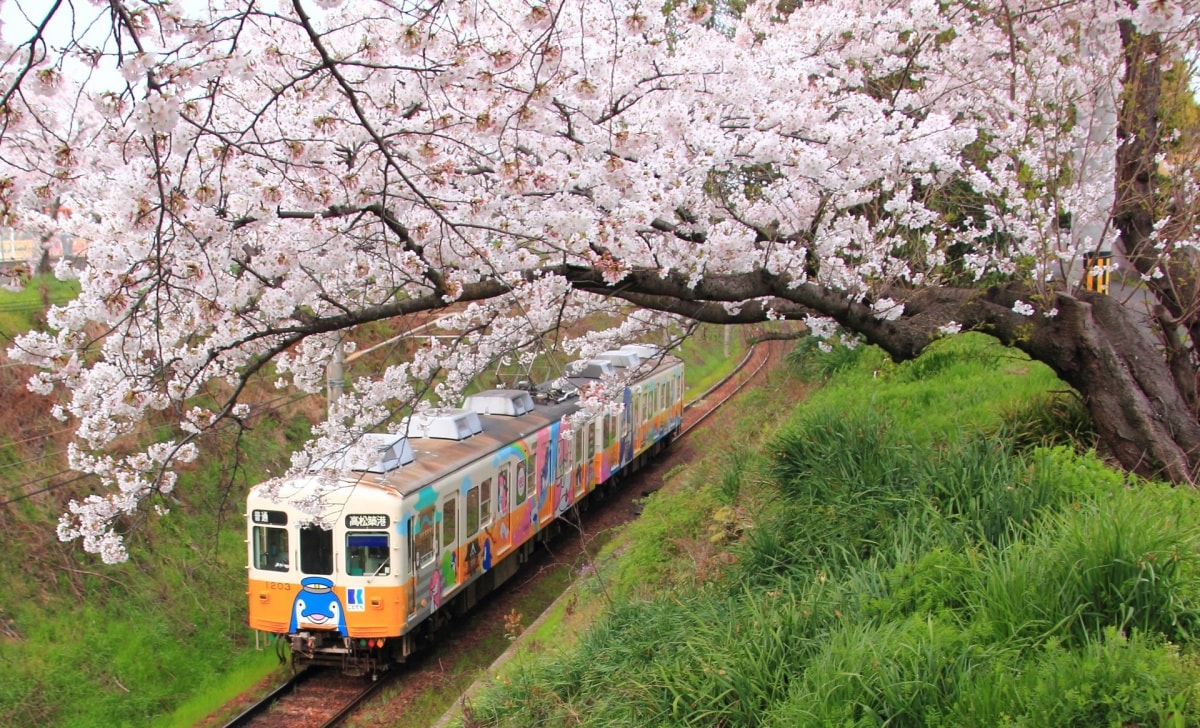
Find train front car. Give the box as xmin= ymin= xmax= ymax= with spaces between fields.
xmin=247 ymin=435 xmax=411 ymax=676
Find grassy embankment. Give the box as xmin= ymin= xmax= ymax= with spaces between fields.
xmin=0 ymin=287 xmax=749 ymax=728
xmin=456 ymin=333 xmax=1200 ymax=727
xmin=0 ymin=276 xmax=317 ymax=727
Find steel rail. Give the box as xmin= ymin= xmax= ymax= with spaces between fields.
xmin=678 ymin=342 xmax=772 ymax=438
xmin=318 ymin=673 xmax=396 ymax=728
xmin=220 ymin=667 xmax=319 ymax=728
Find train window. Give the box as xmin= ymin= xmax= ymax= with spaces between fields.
xmin=466 ymin=485 xmax=480 ymax=536
xmin=559 ymin=435 xmax=570 ymax=487
xmin=497 ymin=468 xmax=508 ymax=515
xmin=411 ymin=505 xmax=436 ymax=568
xmin=252 ymin=526 xmax=289 ymax=572
xmin=480 ymin=477 xmax=493 ymax=527
xmin=346 ymin=532 xmax=390 ymax=576
xmin=442 ymin=498 xmax=457 ymax=549
xmin=515 ymin=461 xmax=527 ymax=506
xmin=299 ymin=525 xmax=333 ymax=575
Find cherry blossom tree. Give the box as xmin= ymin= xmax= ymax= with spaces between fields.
xmin=0 ymin=0 xmax=1197 ymax=562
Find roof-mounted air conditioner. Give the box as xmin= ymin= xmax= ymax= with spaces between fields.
xmin=403 ymin=408 xmax=484 ymax=440
xmin=309 ymin=432 xmax=415 ymax=473
xmin=461 ymin=389 xmax=535 ymax=416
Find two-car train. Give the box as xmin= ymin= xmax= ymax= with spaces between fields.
xmin=246 ymin=344 xmax=684 ymax=675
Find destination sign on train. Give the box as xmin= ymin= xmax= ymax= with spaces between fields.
xmin=345 ymin=514 xmax=390 ymax=529
xmin=251 ymin=510 xmax=287 ymax=525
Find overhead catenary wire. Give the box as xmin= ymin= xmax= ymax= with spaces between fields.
xmin=0 ymin=389 xmax=318 ymax=507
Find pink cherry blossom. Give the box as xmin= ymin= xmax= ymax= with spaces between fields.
xmin=0 ymin=0 xmax=1195 ymax=560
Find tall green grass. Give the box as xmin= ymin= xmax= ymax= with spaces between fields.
xmin=0 ymin=407 xmax=309 ymax=727
xmin=0 ymin=273 xmax=80 ymax=336
xmin=465 ymin=334 xmax=1200 ymax=727
xmin=975 ymin=485 xmax=1200 ymax=648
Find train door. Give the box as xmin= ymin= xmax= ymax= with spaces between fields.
xmin=556 ymin=427 xmax=573 ymax=516
xmin=632 ymin=386 xmax=643 ymax=453
xmin=513 ymin=456 xmax=531 ymax=533
xmin=496 ymin=463 xmax=511 ymax=518
xmin=438 ymin=493 xmax=458 ymax=601
xmin=620 ymin=386 xmax=634 ymax=466
xmin=406 ymin=503 xmax=437 ymax=618
xmin=602 ymin=412 xmax=615 ymax=480
xmin=463 ymin=477 xmax=492 ymax=578
xmin=494 ymin=461 xmax=513 ymax=558
xmin=584 ymin=418 xmax=597 ymax=492
xmin=574 ymin=423 xmax=587 ymax=498
xmin=674 ymin=369 xmax=684 ymax=428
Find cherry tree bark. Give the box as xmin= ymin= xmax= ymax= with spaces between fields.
xmin=1021 ymin=294 xmax=1200 ymax=484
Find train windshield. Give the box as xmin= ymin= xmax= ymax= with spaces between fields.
xmin=346 ymin=532 xmax=390 ymax=576
xmin=252 ymin=526 xmax=289 ymax=572
xmin=299 ymin=525 xmax=334 ymax=575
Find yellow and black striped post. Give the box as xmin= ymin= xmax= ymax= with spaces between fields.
xmin=1084 ymin=251 xmax=1111 ymax=294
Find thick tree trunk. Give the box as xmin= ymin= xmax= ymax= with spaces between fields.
xmin=1019 ymin=292 xmax=1200 ymax=484
xmin=1019 ymin=11 xmax=1200 ymax=485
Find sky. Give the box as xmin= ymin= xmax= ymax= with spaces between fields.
xmin=1 ymin=1 xmax=1196 ymax=107
xmin=0 ymin=0 xmax=343 ymax=93
xmin=1 ymin=0 xmax=130 ymax=91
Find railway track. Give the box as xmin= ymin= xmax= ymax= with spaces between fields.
xmin=215 ymin=341 xmax=781 ymax=728
xmin=220 ymin=666 xmax=394 ymax=728
xmin=678 ymin=339 xmax=774 ymax=438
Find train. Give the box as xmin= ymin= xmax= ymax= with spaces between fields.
xmin=246 ymin=344 xmax=685 ymax=675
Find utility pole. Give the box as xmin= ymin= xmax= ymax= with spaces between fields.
xmin=326 ymin=335 xmax=344 ymax=420
xmin=1068 ymin=24 xmax=1119 ymax=288
xmin=323 ymin=315 xmax=450 ymax=419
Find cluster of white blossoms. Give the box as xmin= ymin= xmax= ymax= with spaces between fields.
xmin=0 ymin=0 xmax=1194 ymax=560
xmin=1012 ymin=301 xmax=1037 ymax=317
xmin=871 ymin=298 xmax=905 ymax=322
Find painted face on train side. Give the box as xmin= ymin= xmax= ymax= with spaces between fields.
xmin=289 ymin=577 xmax=348 ymax=636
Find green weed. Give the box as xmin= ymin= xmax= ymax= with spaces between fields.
xmin=974 ymin=486 xmax=1200 ymax=649
xmin=465 ymin=332 xmax=1200 ymax=728
xmin=786 ymin=337 xmax=876 ymax=382
xmin=994 ymin=389 xmax=1098 ymax=453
